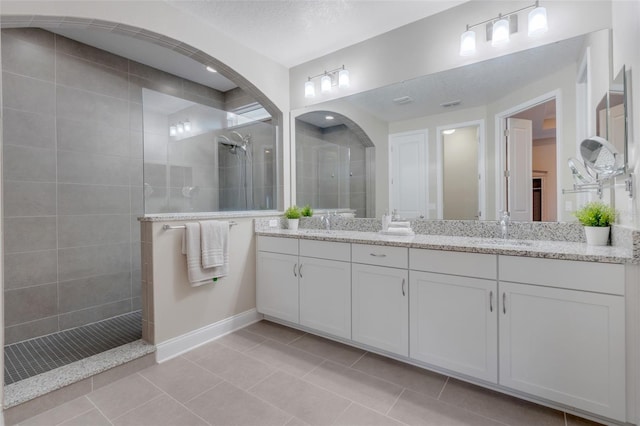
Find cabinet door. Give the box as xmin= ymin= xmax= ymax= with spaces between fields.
xmin=256 ymin=251 xmax=299 ymax=323
xmin=499 ymin=281 xmax=625 ymax=421
xmin=299 ymin=257 xmax=351 ymax=339
xmin=352 ymin=264 xmax=408 ymax=356
xmin=410 ymin=271 xmax=497 ymax=382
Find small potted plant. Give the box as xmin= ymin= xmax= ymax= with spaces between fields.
xmin=301 ymin=204 xmax=313 ymax=217
xmin=284 ymin=205 xmax=302 ymax=230
xmin=573 ymin=201 xmax=616 ymax=246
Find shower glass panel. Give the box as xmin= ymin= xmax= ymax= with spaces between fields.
xmin=142 ymin=89 xmax=277 ymax=213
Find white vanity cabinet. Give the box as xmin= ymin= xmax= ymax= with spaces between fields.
xmin=498 ymin=256 xmax=626 ymax=422
xmin=351 ymin=244 xmax=409 ymax=356
xmin=409 ymin=249 xmax=498 ymax=382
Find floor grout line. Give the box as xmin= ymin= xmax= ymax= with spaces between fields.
xmin=385 ymin=387 xmax=406 ymax=417
xmin=437 ymin=376 xmax=449 ymax=400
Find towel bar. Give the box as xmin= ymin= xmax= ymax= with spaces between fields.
xmin=163 ymin=221 xmax=238 ymax=230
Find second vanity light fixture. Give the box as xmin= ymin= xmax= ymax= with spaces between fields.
xmin=169 ymin=120 xmax=192 ymax=137
xmin=305 ymin=65 xmax=350 ymax=98
xmin=460 ymin=1 xmax=548 ymax=56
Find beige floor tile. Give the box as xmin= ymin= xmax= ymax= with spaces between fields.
xmin=439 ymin=378 xmax=565 ymax=426
xmin=250 ymin=370 xmax=351 ymax=426
xmin=304 ymin=361 xmax=403 ymax=414
xmin=286 ymin=417 xmax=311 ymax=426
xmin=58 ymin=409 xmax=111 ymax=426
xmin=217 ymin=328 xmax=267 ymax=352
xmin=566 ymin=413 xmax=605 ymax=425
xmin=185 ymin=381 xmax=291 ymax=426
xmin=182 ymin=340 xmax=225 ymax=362
xmin=112 ymin=394 xmax=208 ymax=426
xmin=87 ymin=373 xmax=163 ymax=420
xmin=139 ymin=356 xmax=222 ymax=402
xmin=388 ymin=389 xmax=503 ymax=426
xmin=246 ymin=339 xmax=324 ymax=377
xmin=245 ymin=320 xmax=307 ymax=344
xmin=352 ymin=353 xmax=447 ymax=398
xmin=289 ymin=334 xmax=366 ymax=366
xmin=18 ymin=397 xmax=94 ymax=426
xmin=333 ymin=403 xmax=406 ymax=426
xmin=190 ymin=344 xmax=275 ymax=389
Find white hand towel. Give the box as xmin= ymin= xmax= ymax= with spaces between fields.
xmin=201 ymin=220 xmax=229 ymax=268
xmin=386 ymin=227 xmax=413 ymax=234
xmin=389 ymin=221 xmax=411 ymax=228
xmin=182 ymin=223 xmax=227 ymax=287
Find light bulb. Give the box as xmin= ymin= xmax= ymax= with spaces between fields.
xmin=338 ymin=69 xmax=350 ymax=88
xmin=321 ymin=74 xmax=332 ymax=93
xmin=177 ymin=123 xmax=184 ymax=134
xmin=304 ymin=80 xmax=315 ymax=98
xmin=184 ymin=120 xmax=191 ymax=132
xmin=492 ymin=17 xmax=510 ymax=46
xmin=459 ymin=29 xmax=476 ymax=56
xmin=528 ymin=6 xmax=548 ymax=36
xmin=169 ymin=126 xmax=177 ymax=136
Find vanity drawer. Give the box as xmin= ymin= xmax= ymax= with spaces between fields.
xmin=352 ymin=244 xmax=408 ymax=269
xmin=257 ymin=236 xmax=298 ymax=255
xmin=300 ymin=239 xmax=350 ymax=262
xmin=410 ymin=249 xmax=497 ymax=279
xmin=499 ymin=256 xmax=624 ymax=295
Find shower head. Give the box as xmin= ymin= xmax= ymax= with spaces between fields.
xmin=230 ymin=131 xmax=244 ymax=143
xmin=217 ymin=134 xmax=246 ymax=154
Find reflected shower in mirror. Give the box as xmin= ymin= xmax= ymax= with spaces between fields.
xmin=295 ymin=111 xmax=375 ymax=218
xmin=142 ymin=89 xmax=277 ymax=213
xmin=596 ymin=65 xmax=628 ymax=173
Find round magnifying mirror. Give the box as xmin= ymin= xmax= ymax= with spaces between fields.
xmin=567 ymin=157 xmax=595 ymax=185
xmin=579 ymin=136 xmax=624 ymax=179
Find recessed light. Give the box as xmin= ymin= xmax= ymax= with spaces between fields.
xmin=205 ymin=66 xmax=217 ymax=73
xmin=443 ymin=129 xmax=456 ymax=135
xmin=325 ymin=115 xmax=335 ymax=120
xmin=440 ymin=99 xmax=462 ymax=108
xmin=393 ymin=96 xmax=413 ymax=105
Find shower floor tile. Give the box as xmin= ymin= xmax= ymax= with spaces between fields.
xmin=4 ymin=311 xmax=142 ymax=385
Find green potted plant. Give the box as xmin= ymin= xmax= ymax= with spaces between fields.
xmin=573 ymin=201 xmax=616 ymax=246
xmin=301 ymin=204 xmax=313 ymax=217
xmin=284 ymin=205 xmax=302 ymax=230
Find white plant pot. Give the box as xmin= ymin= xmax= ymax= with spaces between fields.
xmin=584 ymin=226 xmax=610 ymax=246
xmin=288 ymin=218 xmax=299 ymax=231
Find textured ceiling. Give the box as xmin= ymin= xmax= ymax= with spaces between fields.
xmin=165 ymin=0 xmax=467 ymax=67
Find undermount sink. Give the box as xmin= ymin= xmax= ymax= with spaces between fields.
xmin=475 ymin=239 xmax=534 ymax=248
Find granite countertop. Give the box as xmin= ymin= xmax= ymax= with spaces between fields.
xmin=256 ymin=229 xmax=633 ymax=264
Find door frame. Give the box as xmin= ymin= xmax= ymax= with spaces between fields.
xmin=436 ymin=120 xmax=486 ymax=220
xmin=494 ymin=89 xmax=562 ymax=221
xmin=388 ymin=129 xmax=429 ymax=218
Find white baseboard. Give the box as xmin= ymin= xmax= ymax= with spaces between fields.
xmin=155 ymin=308 xmax=262 ymax=362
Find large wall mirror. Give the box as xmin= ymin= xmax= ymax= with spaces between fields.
xmin=292 ymin=29 xmax=621 ymax=222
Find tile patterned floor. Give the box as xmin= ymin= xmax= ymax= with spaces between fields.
xmin=16 ymin=320 xmax=604 ymax=426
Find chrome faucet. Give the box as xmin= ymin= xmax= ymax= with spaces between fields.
xmin=321 ymin=211 xmax=336 ymax=230
xmin=499 ymin=210 xmax=511 ymax=239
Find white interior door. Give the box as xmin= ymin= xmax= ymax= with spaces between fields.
xmin=506 ymin=118 xmax=532 ymax=221
xmin=389 ymin=131 xmax=428 ymax=219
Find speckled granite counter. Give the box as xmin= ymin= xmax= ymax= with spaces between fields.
xmin=256 ymin=228 xmax=634 ymax=264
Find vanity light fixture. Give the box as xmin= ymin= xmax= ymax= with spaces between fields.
xmin=169 ymin=120 xmax=192 ymax=137
xmin=304 ymin=65 xmax=350 ymax=98
xmin=459 ymin=1 xmax=548 ymax=56
xmin=177 ymin=123 xmax=184 ymax=134
xmin=169 ymin=125 xmax=177 ymax=136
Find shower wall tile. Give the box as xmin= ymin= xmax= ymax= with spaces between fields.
xmin=3 ymin=181 xmax=56 ymax=217
xmin=4 ymin=316 xmax=59 ymax=345
xmin=59 ymin=299 xmax=131 ymax=330
xmin=56 ymin=52 xmax=129 ymax=100
xmin=57 ymin=117 xmax=130 ymax=157
xmin=3 ymin=144 xmax=56 ymax=182
xmin=4 ymin=250 xmax=58 ymax=290
xmin=132 ymin=269 xmax=142 ymax=298
xmin=56 ymin=86 xmax=129 ymax=130
xmin=4 ymin=216 xmax=57 ymax=253
xmin=58 ymin=272 xmax=132 ymax=313
xmin=129 ymin=74 xmax=182 ymax=100
xmin=58 ymin=243 xmax=131 ymax=282
xmin=55 ymin=34 xmax=128 ymax=73
xmin=130 ymin=159 xmax=144 ymax=187
xmin=57 ymin=150 xmax=130 ymax=186
xmin=131 ymin=186 xmax=144 ymax=216
xmin=58 ymin=184 xmax=130 ymax=215
xmin=142 ymin=132 xmax=167 ymax=163
xmin=3 ymin=108 xmax=56 ymax=149
xmin=1 ymin=29 xmax=55 ymax=82
xmin=58 ymin=214 xmax=131 ymax=248
xmin=130 ymin=130 xmax=144 ymax=159
xmin=2 ymin=72 xmax=55 ymax=115
xmin=4 ymin=283 xmax=58 ymax=327
xmin=143 ymin=163 xmax=167 ymax=187
xmin=129 ymin=60 xmax=183 ymax=92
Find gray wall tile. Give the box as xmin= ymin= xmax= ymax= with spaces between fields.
xmin=58 ymin=243 xmax=131 ymax=282
xmin=58 ymin=184 xmax=130 ymax=215
xmin=3 ymin=181 xmax=56 ymax=217
xmin=58 ymin=214 xmax=130 ymax=248
xmin=57 ymin=150 xmax=130 ymax=186
xmin=59 ymin=272 xmax=132 ymax=313
xmin=57 ymin=118 xmax=130 ymax=157
xmin=4 ymin=250 xmax=58 ymax=290
xmin=3 ymin=108 xmax=56 ymax=149
xmin=4 ymin=144 xmax=56 ymax=182
xmin=56 ymin=52 xmax=129 ymax=100
xmin=5 ymin=283 xmax=57 ymax=326
xmin=2 ymin=72 xmax=55 ymax=115
xmin=56 ymin=85 xmax=129 ymax=129
xmin=4 ymin=216 xmax=57 ymax=253
xmin=1 ymin=29 xmax=55 ymax=81
xmin=54 ymin=34 xmax=128 ymax=72
xmin=4 ymin=316 xmax=59 ymax=345
xmin=59 ymin=299 xmax=131 ymax=330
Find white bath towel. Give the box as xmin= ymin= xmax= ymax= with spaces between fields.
xmin=200 ymin=220 xmax=229 ymax=268
xmin=182 ymin=223 xmax=228 ymax=286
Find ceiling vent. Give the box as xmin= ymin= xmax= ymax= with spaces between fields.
xmin=393 ymin=96 xmax=413 ymax=105
xmin=440 ymin=99 xmax=462 ymax=108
